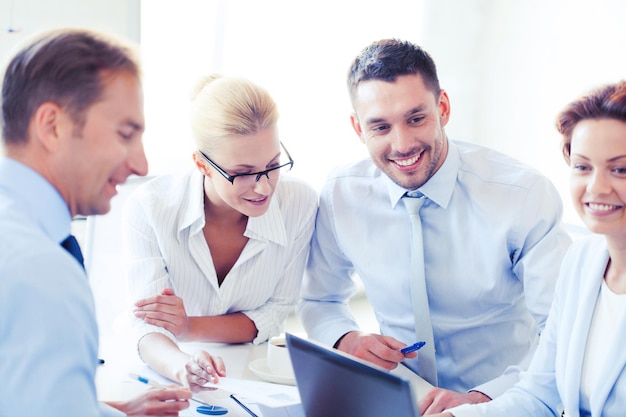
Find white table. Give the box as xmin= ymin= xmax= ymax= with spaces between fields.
xmin=96 ymin=338 xmax=432 ymax=417
xmin=97 ymin=341 xmax=271 ymax=416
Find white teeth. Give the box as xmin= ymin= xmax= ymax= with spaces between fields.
xmin=587 ymin=203 xmax=620 ymax=211
xmin=395 ymin=154 xmax=420 ymax=167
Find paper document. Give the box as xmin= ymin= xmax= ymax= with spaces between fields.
xmin=204 ymin=377 xmax=300 ymax=408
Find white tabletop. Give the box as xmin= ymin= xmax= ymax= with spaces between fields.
xmin=97 ymin=341 xmax=271 ymax=417
xmin=96 ymin=337 xmax=432 ymax=417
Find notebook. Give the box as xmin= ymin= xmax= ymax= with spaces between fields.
xmin=286 ymin=333 xmax=420 ymax=417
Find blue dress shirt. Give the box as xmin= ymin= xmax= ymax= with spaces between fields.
xmin=0 ymin=158 xmax=122 ymax=417
xmin=452 ymin=235 xmax=626 ymax=417
xmin=298 ymin=140 xmax=572 ymax=398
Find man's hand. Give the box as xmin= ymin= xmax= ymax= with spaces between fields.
xmin=419 ymin=388 xmax=490 ymax=415
xmin=134 ymin=288 xmax=191 ymax=340
xmin=107 ymin=386 xmax=192 ymax=416
xmin=335 ymin=331 xmax=417 ymax=370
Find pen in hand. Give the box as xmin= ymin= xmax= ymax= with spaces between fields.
xmin=129 ymin=373 xmax=169 ymax=389
xmin=400 ymin=341 xmax=426 ymax=355
xmin=128 ymin=373 xmax=213 ymax=406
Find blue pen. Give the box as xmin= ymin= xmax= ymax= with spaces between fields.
xmin=128 ymin=373 xmax=219 ymax=409
xmin=129 ymin=372 xmax=168 ymax=388
xmin=400 ymin=341 xmax=426 ymax=355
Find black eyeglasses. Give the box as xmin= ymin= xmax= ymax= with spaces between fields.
xmin=198 ymin=142 xmax=294 ymax=187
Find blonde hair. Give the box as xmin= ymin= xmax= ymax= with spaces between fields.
xmin=190 ymin=74 xmax=279 ymax=154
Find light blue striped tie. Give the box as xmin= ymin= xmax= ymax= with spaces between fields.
xmin=403 ymin=193 xmax=437 ymax=386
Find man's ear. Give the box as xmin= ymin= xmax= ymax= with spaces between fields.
xmin=32 ymin=102 xmax=65 ymax=152
xmin=438 ymin=89 xmax=451 ymax=127
xmin=350 ymin=113 xmax=366 ymax=144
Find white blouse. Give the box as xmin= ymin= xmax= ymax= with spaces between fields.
xmin=124 ymin=169 xmax=318 ymax=345
xmin=580 ymin=278 xmax=626 ymax=411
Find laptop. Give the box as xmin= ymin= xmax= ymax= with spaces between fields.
xmin=286 ymin=333 xmax=420 ymax=417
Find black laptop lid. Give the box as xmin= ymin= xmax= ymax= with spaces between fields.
xmin=286 ymin=333 xmax=420 ymax=417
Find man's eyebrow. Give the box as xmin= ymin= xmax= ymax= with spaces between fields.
xmin=403 ymin=105 xmax=427 ymax=118
xmin=364 ymin=117 xmax=387 ymax=125
xmin=364 ymin=106 xmax=427 ymax=126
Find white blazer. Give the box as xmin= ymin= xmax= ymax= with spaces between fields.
xmin=452 ymin=234 xmax=626 ymax=417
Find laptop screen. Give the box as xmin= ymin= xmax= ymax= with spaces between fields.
xmin=286 ymin=333 xmax=420 ymax=417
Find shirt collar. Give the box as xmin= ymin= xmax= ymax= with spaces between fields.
xmin=387 ymin=139 xmax=459 ymax=209
xmin=0 ymin=157 xmax=72 ymax=243
xmin=179 ymin=169 xmax=287 ymax=246
xmin=178 ymin=169 xmax=205 ymax=234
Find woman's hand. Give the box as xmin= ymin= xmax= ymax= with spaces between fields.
xmin=134 ymin=288 xmax=192 ymax=340
xmin=178 ymin=350 xmax=227 ymax=392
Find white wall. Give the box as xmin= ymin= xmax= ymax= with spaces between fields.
xmin=4 ymin=0 xmax=626 ymax=217
xmin=0 ymin=0 xmax=139 ymax=157
xmin=138 ymin=0 xmax=626 ymax=227
xmin=140 ymin=0 xmax=426 ymax=191
xmin=422 ymin=0 xmax=626 ymax=226
xmin=0 ymin=0 xmax=139 ymax=61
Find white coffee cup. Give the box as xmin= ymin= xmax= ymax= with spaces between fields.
xmin=266 ymin=335 xmax=294 ymax=378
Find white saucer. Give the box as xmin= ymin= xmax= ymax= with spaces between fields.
xmin=248 ymin=358 xmax=296 ymax=385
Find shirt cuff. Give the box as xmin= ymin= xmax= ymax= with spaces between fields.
xmin=471 ymin=371 xmax=519 ymax=400
xmin=243 ymin=308 xmax=286 ymax=345
xmin=445 ymin=402 xmax=485 ymax=417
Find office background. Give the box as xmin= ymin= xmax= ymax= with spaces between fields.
xmin=1 ymin=0 xmax=624 ymax=356
xmin=3 ymin=0 xmax=626 ymax=224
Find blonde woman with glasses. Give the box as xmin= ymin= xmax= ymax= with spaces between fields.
xmin=126 ymin=74 xmax=317 ymax=391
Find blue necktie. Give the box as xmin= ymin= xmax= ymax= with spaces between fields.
xmin=61 ymin=234 xmax=85 ymax=270
xmin=61 ymin=233 xmax=104 ymax=365
xmin=403 ymin=193 xmax=438 ymax=386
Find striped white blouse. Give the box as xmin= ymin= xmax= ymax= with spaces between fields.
xmin=124 ymin=168 xmax=318 ymax=344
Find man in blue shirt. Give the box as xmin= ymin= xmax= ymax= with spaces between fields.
xmin=0 ymin=28 xmax=191 ymax=416
xmin=298 ymin=38 xmax=572 ymax=415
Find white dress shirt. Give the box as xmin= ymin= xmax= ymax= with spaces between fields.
xmin=298 ymin=139 xmax=572 ymax=398
xmin=125 ymin=169 xmax=318 ymax=346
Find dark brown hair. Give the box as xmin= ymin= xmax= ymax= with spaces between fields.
xmin=2 ymin=28 xmax=140 ymax=144
xmin=557 ymin=81 xmax=626 ymax=163
xmin=347 ymin=39 xmax=441 ymax=106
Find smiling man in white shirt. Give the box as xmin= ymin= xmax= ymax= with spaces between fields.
xmin=298 ymin=38 xmax=572 ymax=415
